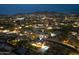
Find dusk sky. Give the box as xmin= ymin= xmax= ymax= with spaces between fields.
xmin=0 ymin=4 xmax=79 ymax=15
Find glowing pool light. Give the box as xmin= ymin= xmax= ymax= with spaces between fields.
xmin=39 ymin=37 xmax=42 ymax=40
xmin=41 ymin=45 xmax=49 ymax=50
xmin=41 ymin=45 xmax=49 ymax=52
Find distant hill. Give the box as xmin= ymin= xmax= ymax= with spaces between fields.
xmin=0 ymin=11 xmax=79 ymax=17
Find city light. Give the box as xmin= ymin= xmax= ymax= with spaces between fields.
xmin=47 ymin=27 xmax=52 ymax=30
xmin=51 ymin=33 xmax=56 ymax=37
xmin=31 ymin=42 xmax=42 ymax=48
xmin=3 ymin=30 xmax=10 ymax=33
xmin=0 ymin=26 xmax=4 ymax=29
xmin=18 ymin=26 xmax=22 ymax=29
